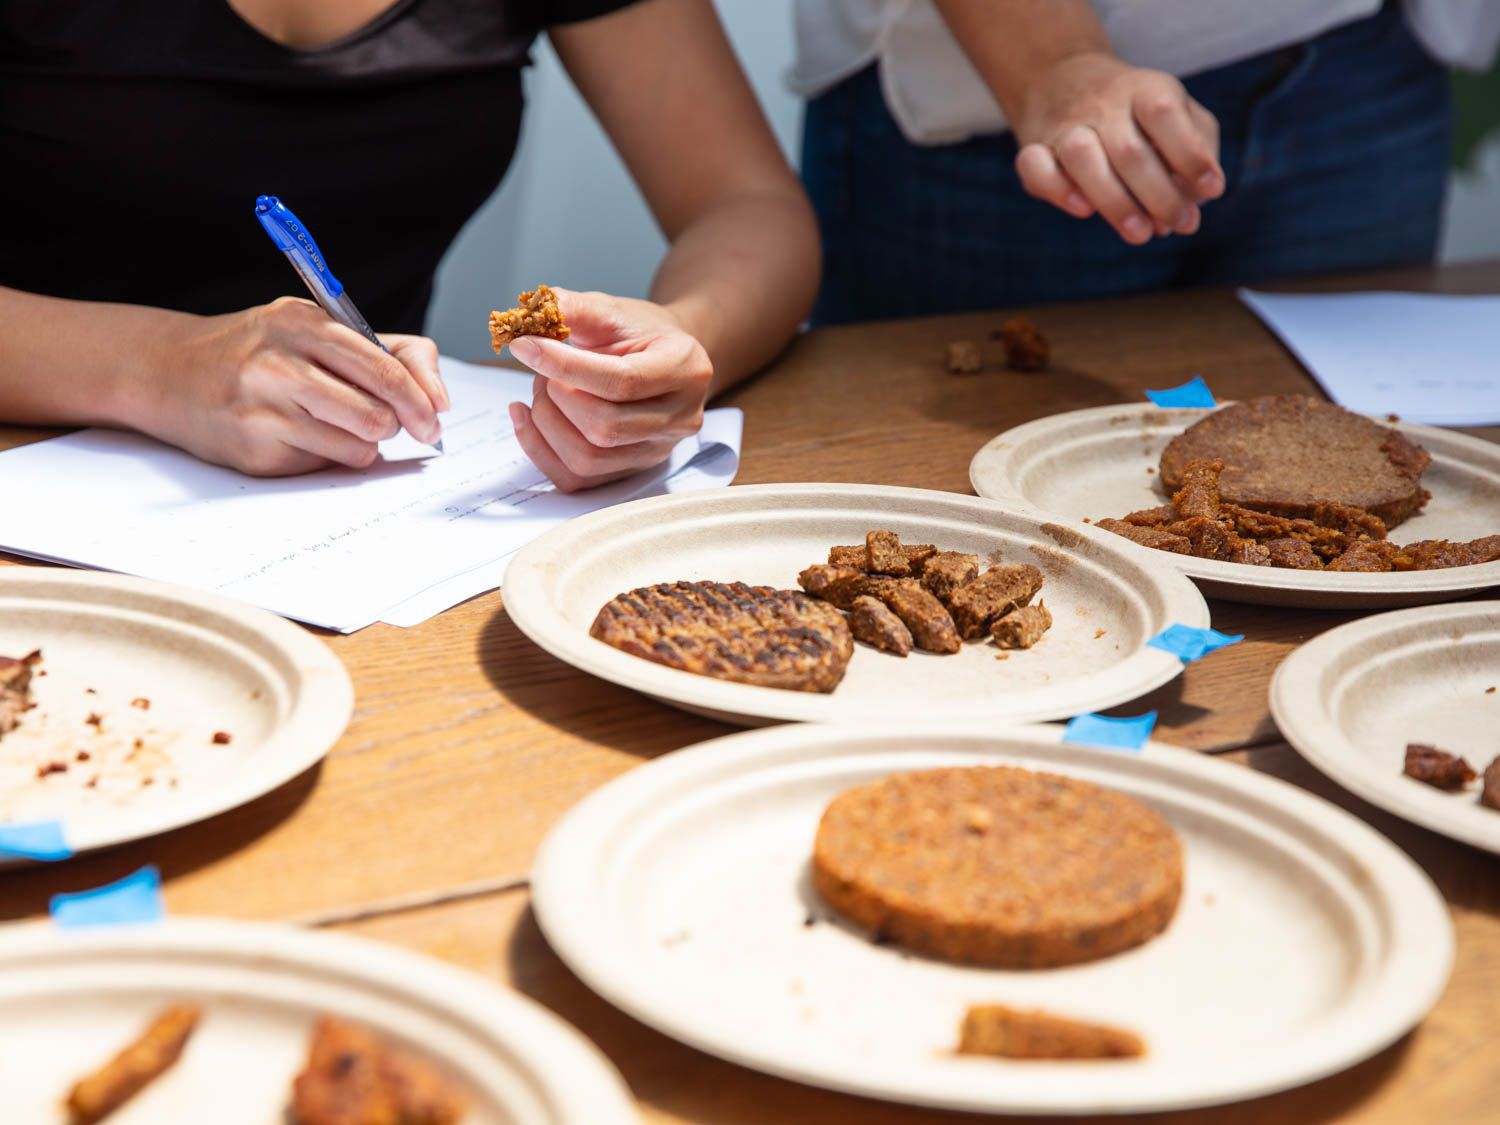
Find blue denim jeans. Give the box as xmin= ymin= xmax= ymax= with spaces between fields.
xmin=801 ymin=2 xmax=1453 ymax=325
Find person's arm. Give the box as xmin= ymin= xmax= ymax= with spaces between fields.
xmin=504 ymin=0 xmax=819 ymax=492
xmin=0 ymin=287 xmax=447 ymax=475
xmin=933 ymin=0 xmax=1225 ymax=245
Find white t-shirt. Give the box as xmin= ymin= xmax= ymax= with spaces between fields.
xmin=790 ymin=0 xmax=1500 ymax=145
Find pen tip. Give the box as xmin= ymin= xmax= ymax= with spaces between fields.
xmin=432 ymin=439 xmax=445 ymax=454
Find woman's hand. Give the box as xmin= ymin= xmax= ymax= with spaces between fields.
xmin=505 ymin=288 xmax=713 ymax=492
xmin=137 ymin=297 xmax=449 ymax=476
xmin=1010 ymin=51 xmax=1225 ymax=244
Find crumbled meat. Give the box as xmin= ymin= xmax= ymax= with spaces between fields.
xmin=1404 ymin=744 xmax=1476 ymax=791
xmin=488 ymin=284 xmax=569 ymax=352
xmin=999 ymin=317 xmax=1050 ymax=372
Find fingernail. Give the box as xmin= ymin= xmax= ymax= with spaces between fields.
xmin=509 ymin=337 xmax=539 ymax=365
xmin=1122 ymin=215 xmax=1151 ymax=242
xmin=1196 ymin=171 xmax=1222 ymax=197
xmin=1066 ymin=191 xmax=1090 ymax=215
xmin=1176 ymin=206 xmax=1199 ymax=234
xmin=508 ymin=402 xmax=526 ymax=430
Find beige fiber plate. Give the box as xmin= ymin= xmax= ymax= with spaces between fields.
xmin=1271 ymin=600 xmax=1500 ymax=854
xmin=531 ymin=723 xmax=1450 ymax=1115
xmin=969 ymin=402 xmax=1500 ymax=608
xmin=0 ymin=917 xmax=636 ymax=1124
xmin=0 ymin=569 xmax=352 ymax=859
xmin=501 ymin=484 xmax=1208 ymax=726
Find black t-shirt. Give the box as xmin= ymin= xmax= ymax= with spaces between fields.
xmin=0 ymin=0 xmax=635 ymax=333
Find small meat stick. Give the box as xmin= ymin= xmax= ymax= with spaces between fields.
xmin=991 ymin=602 xmax=1052 ymax=650
xmin=848 ymin=595 xmax=914 ymax=656
xmin=947 ymin=565 xmax=1044 ymax=640
xmin=65 ymin=1004 xmax=201 ymax=1124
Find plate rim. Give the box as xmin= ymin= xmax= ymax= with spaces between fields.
xmin=967 ymin=401 xmax=1500 ymax=600
xmin=530 ymin=722 xmax=1453 ymax=1116
xmin=0 ymin=567 xmax=354 ymax=857
xmin=0 ymin=915 xmax=638 ymax=1123
xmin=501 ymin=482 xmax=1209 ymax=726
xmin=1269 ymin=599 xmax=1500 ymax=854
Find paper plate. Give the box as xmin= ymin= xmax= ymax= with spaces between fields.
xmin=0 ymin=569 xmax=352 ymax=860
xmin=501 ymin=484 xmax=1208 ymax=727
xmin=1271 ymin=600 xmax=1500 ymax=854
xmin=531 ymin=724 xmax=1451 ymax=1116
xmin=0 ymin=917 xmax=635 ymax=1124
xmin=969 ymin=402 xmax=1500 ymax=608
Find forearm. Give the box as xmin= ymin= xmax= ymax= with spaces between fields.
xmin=0 ymin=287 xmax=182 ymax=429
xmin=651 ymin=187 xmax=819 ymax=396
xmin=933 ymin=0 xmax=1113 ymax=121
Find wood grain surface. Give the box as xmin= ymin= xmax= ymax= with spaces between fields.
xmin=0 ymin=262 xmax=1495 ymax=1122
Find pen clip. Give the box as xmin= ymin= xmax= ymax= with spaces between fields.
xmin=254 ymin=195 xmax=344 ymax=298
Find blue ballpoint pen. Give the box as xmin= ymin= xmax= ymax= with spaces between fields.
xmin=253 ymin=195 xmax=443 ymax=453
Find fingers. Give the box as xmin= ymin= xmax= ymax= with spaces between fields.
xmin=1053 ymin=125 xmax=1154 ymax=245
xmin=544 ymin=380 xmax=702 ymax=449
xmin=1015 ymin=144 xmax=1094 ymax=218
xmin=277 ymin=409 xmax=381 ymax=470
xmin=511 ymin=377 xmax=675 ymax=492
xmin=1095 ymin=117 xmax=1199 ymax=235
xmin=508 ymin=334 xmax=701 ymax=403
xmin=1133 ymin=88 xmax=1224 ymax=204
xmin=288 ymin=365 xmax=401 ymax=444
xmin=305 ymin=323 xmax=442 ymax=444
xmin=383 ymin=333 xmax=451 ymax=413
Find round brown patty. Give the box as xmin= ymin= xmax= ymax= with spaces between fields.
xmin=1159 ymin=395 xmax=1430 ymax=527
xmin=812 ymin=766 xmax=1182 ymax=968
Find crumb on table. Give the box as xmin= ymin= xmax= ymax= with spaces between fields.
xmin=999 ymin=317 xmax=1050 ymax=372
xmin=945 ymin=340 xmax=983 ymax=374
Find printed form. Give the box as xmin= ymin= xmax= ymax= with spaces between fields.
xmin=0 ymin=359 xmax=742 ymax=632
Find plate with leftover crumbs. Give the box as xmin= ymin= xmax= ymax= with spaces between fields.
xmin=0 ymin=918 xmax=634 ymax=1124
xmin=531 ymin=723 xmax=1449 ymax=1115
xmin=501 ymin=484 xmax=1208 ymax=727
xmin=969 ymin=398 xmax=1500 ymax=608
xmin=0 ymin=569 xmax=352 ymax=861
xmin=1271 ymin=601 xmax=1500 ymax=854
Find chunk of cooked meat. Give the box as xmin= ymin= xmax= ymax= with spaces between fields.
xmin=827 ymin=545 xmax=868 ymax=570
xmin=1095 ymin=519 xmax=1192 ymax=554
xmin=291 ymin=1017 xmax=466 ymax=1125
xmin=848 ymin=595 xmax=914 ymax=656
xmin=866 ymin=530 xmax=911 ymax=576
xmin=1403 ymin=744 xmax=1476 ymax=791
xmin=0 ymin=649 xmax=41 ymax=737
xmin=1482 ymin=757 xmax=1500 ymax=812
xmin=1221 ymin=505 xmax=1352 ymax=559
xmin=990 ymin=602 xmax=1052 ymax=649
xmin=902 ymin=544 xmax=939 ymax=573
xmin=591 ymin=581 xmax=854 ymax=693
xmin=1395 ymin=535 xmax=1500 ymax=570
xmin=488 ymin=283 xmax=570 ymax=352
xmin=798 ymin=565 xmax=909 ymax=611
xmin=1170 ymin=516 xmax=1236 ymax=561
xmin=66 ymin=1005 xmax=201 ymax=1125
xmin=920 ymin=551 xmax=981 ymax=601
xmin=1264 ymin=538 xmax=1323 ymax=569
xmin=947 ymin=564 xmax=1044 ymax=639
xmin=958 ymin=1004 xmax=1144 ymax=1060
xmin=1170 ymin=459 xmax=1224 ymax=521
xmin=1225 ymin=537 xmax=1272 ymax=566
xmin=1122 ymin=505 xmax=1177 ymax=528
xmin=873 ymin=582 xmax=962 ymax=653
xmin=1326 ymin=540 xmax=1402 ymax=572
xmin=998 ymin=317 xmax=1050 ymax=372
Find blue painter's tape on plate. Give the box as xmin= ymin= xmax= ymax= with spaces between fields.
xmin=0 ymin=820 xmax=72 ymax=861
xmin=1061 ymin=711 xmax=1158 ymax=752
xmin=51 ymin=865 xmax=164 ymax=928
xmin=1147 ymin=624 xmax=1244 ymax=664
xmin=1145 ymin=376 xmax=1217 ymax=408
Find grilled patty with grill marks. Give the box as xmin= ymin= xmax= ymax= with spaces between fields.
xmin=590 ymin=581 xmax=854 ymax=692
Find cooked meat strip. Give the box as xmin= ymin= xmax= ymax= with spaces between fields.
xmin=958 ymin=1004 xmax=1144 ymax=1060
xmin=1169 ymin=516 xmax=1236 ymax=561
xmin=799 ymin=565 xmax=909 ymax=611
xmin=1221 ymin=505 xmax=1351 ymax=558
xmin=591 ymin=581 xmax=854 ymax=693
xmin=947 ymin=564 xmax=1044 ymax=639
xmin=0 ymin=649 xmax=41 ymax=737
xmin=827 ymin=545 xmax=868 ymax=570
xmin=292 ymin=1017 xmax=467 ymax=1125
xmin=1404 ymin=744 xmax=1476 ymax=791
xmin=1170 ymin=458 xmax=1224 ymax=521
xmin=1095 ymin=519 xmax=1192 ymax=554
xmin=1264 ymin=538 xmax=1324 ymax=569
xmin=1225 ymin=537 xmax=1272 ymax=566
xmin=1395 ymin=535 xmax=1500 ymax=570
xmin=903 ymin=544 xmax=939 ymax=573
xmin=1312 ymin=501 xmax=1387 ymax=540
xmin=1122 ymin=505 xmax=1177 ymax=528
xmin=873 ymin=582 xmax=961 ymax=653
xmin=1483 ymin=757 xmax=1500 ymax=811
xmin=990 ymin=602 xmax=1052 ymax=649
xmin=866 ymin=530 xmax=912 ymax=576
xmin=1327 ymin=540 xmax=1402 ymax=572
xmin=66 ymin=1005 xmax=201 ymax=1125
xmin=848 ymin=595 xmax=914 ymax=656
xmin=920 ymin=551 xmax=981 ymax=601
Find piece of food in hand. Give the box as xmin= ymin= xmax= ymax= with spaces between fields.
xmin=65 ymin=1004 xmax=201 ymax=1124
xmin=946 ymin=564 xmax=1044 ymax=639
xmin=1159 ymin=395 xmax=1431 ymax=527
xmin=291 ymin=1016 xmax=467 ymax=1125
xmin=958 ymin=1004 xmax=1144 ymax=1060
xmin=872 ymin=582 xmax=961 ymax=654
xmin=488 ymin=283 xmax=570 ymax=352
xmin=812 ymin=766 xmax=1182 ymax=967
xmin=866 ymin=530 xmax=912 ymax=576
xmin=998 ymin=317 xmax=1050 ymax=372
xmin=945 ymin=340 xmax=983 ymax=374
xmin=991 ymin=602 xmax=1052 ymax=650
xmin=920 ymin=551 xmax=981 ymax=601
xmin=1095 ymin=519 xmax=1191 ymax=554
xmin=591 ymin=581 xmax=854 ymax=692
xmin=1264 ymin=538 xmax=1323 ymax=570
xmin=848 ymin=595 xmax=914 ymax=656
xmin=1170 ymin=459 xmax=1224 ymax=521
xmin=1403 ymin=744 xmax=1476 ymax=791
xmin=1482 ymin=757 xmax=1500 ymax=811
xmin=0 ymin=648 xmax=41 ymax=737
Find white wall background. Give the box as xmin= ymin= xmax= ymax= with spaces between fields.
xmin=425 ymin=1 xmax=1500 ymax=359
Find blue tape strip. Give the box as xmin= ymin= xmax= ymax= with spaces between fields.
xmin=51 ymin=865 xmax=164 ymax=928
xmin=1147 ymin=624 xmax=1244 ymax=664
xmin=1145 ymin=376 xmax=1217 ymax=409
xmin=1061 ymin=711 xmax=1158 ymax=751
xmin=0 ymin=820 xmax=72 ymax=861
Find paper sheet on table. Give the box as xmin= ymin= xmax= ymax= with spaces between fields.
xmin=1239 ymin=289 xmax=1500 ymax=426
xmin=0 ymin=359 xmax=743 ymax=633
xmin=377 ymin=407 xmax=743 ymax=627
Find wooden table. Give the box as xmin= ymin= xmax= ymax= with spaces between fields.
xmin=1 ymin=261 xmax=1497 ymax=1123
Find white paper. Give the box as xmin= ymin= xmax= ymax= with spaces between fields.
xmin=0 ymin=359 xmax=743 ymax=633
xmin=1240 ymin=289 xmax=1500 ymax=426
